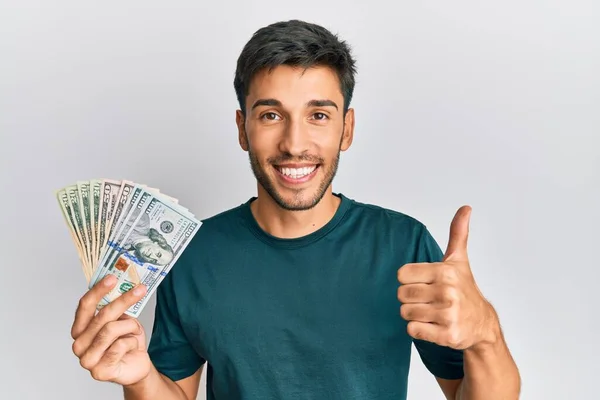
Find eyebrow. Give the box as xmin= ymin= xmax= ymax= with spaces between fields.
xmin=251 ymin=98 xmax=338 ymax=110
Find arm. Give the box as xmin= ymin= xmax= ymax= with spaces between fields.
xmin=142 ymin=236 xmax=207 ymax=400
xmin=451 ymin=308 xmax=520 ymax=399
xmin=124 ymin=365 xmax=203 ymax=400
xmin=436 ymin=310 xmax=520 ymax=400
xmin=399 ymin=209 xmax=520 ymax=400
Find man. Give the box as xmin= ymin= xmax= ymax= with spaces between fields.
xmin=70 ymin=19 xmax=521 ymax=399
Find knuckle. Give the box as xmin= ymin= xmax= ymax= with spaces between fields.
xmin=440 ymin=285 xmax=459 ymax=305
xmin=77 ymin=296 xmax=88 ymax=310
xmin=129 ymin=318 xmax=142 ymax=334
xmin=115 ymin=340 xmax=128 ymax=353
xmin=445 ymin=329 xmax=462 ymax=348
xmin=79 ymin=354 xmax=94 ymax=371
xmin=78 ymin=294 xmax=97 ymax=312
xmin=103 ymin=321 xmax=118 ymax=337
xmin=72 ymin=340 xmax=84 ymax=357
xmin=136 ymin=320 xmax=144 ymax=336
xmin=112 ymin=338 xmax=127 ymax=352
xmin=90 ymin=367 xmax=110 ymax=381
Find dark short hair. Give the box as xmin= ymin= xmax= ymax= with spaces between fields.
xmin=233 ymin=19 xmax=357 ymax=116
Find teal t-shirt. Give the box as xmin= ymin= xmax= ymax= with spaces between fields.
xmin=148 ymin=193 xmax=464 ymax=399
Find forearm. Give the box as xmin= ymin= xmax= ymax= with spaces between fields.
xmin=123 ymin=365 xmax=189 ymax=400
xmin=457 ymin=310 xmax=521 ymax=399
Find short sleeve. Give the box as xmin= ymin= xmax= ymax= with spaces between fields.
xmin=147 ymin=266 xmax=205 ymax=382
xmin=411 ymin=225 xmax=465 ymax=380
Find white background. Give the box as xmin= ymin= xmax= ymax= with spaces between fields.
xmin=1 ymin=1 xmax=598 ymax=399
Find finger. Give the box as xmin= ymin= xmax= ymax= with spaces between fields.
xmin=102 ymin=284 xmax=148 ymax=319
xmin=406 ymin=321 xmax=444 ymax=344
xmin=397 ymin=263 xmax=439 ymax=284
xmin=71 ymin=275 xmax=118 ymax=340
xmin=397 ymin=283 xmax=436 ymax=304
xmin=400 ymin=303 xmax=439 ymax=323
xmin=82 ymin=284 xmax=147 ymax=341
xmin=89 ymin=336 xmax=139 ymax=381
xmin=72 ymin=284 xmax=146 ymax=358
xmin=443 ymin=205 xmax=471 ymax=261
xmin=77 ymin=318 xmax=143 ymax=366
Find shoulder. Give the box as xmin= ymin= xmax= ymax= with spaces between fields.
xmin=178 ymin=203 xmax=253 ymax=258
xmin=342 ymin=194 xmax=442 ymax=261
xmin=198 ymin=201 xmax=248 ymax=233
xmin=344 ymin=194 xmax=428 ymax=236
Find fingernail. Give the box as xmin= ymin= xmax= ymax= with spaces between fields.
xmin=104 ymin=275 xmax=116 ymax=286
xmin=133 ymin=285 xmax=146 ymax=296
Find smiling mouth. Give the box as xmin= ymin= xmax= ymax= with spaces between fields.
xmin=274 ymin=165 xmax=319 ymax=179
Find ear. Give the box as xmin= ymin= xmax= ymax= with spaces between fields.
xmin=340 ymin=108 xmax=355 ymax=152
xmin=236 ymin=110 xmax=249 ymax=152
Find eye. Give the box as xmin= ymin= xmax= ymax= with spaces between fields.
xmin=312 ymin=112 xmax=328 ymax=120
xmin=261 ymin=112 xmax=281 ymax=121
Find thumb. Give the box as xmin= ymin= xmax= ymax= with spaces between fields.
xmin=443 ymin=205 xmax=472 ymax=261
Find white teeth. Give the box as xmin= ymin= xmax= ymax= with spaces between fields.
xmin=278 ymin=166 xmax=316 ymax=178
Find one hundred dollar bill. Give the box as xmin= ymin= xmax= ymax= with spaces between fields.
xmin=96 ymin=194 xmax=201 ymax=317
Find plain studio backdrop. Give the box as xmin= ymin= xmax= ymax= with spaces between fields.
xmin=0 ymin=1 xmax=598 ymax=399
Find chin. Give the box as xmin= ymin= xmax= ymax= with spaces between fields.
xmin=275 ymin=195 xmax=320 ymax=211
xmin=269 ymin=183 xmax=330 ymax=211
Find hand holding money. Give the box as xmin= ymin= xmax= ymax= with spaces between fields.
xmin=71 ymin=274 xmax=152 ymax=386
xmin=56 ymin=179 xmax=201 ymax=317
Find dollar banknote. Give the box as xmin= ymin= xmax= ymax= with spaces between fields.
xmin=95 ymin=179 xmax=122 ymax=273
xmin=56 ymin=179 xmax=201 ymax=317
xmin=65 ymin=184 xmax=92 ymax=278
xmin=91 ymin=184 xmax=146 ymax=286
xmin=57 ymin=188 xmax=90 ymax=282
xmin=77 ymin=181 xmax=93 ymax=270
xmin=90 ymin=179 xmax=102 ymax=264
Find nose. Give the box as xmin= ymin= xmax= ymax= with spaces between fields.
xmin=278 ymin=118 xmax=310 ymax=157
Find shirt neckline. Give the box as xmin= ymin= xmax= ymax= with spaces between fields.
xmin=241 ymin=193 xmax=352 ymax=249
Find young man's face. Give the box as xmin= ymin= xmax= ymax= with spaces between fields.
xmin=236 ymin=65 xmax=354 ymax=211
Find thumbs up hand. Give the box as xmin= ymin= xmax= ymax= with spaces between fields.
xmin=397 ymin=206 xmax=498 ymax=350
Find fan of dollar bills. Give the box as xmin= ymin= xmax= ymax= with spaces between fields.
xmin=56 ymin=179 xmax=201 ymax=317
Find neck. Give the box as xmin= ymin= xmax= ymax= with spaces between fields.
xmin=250 ymin=187 xmax=341 ymax=239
